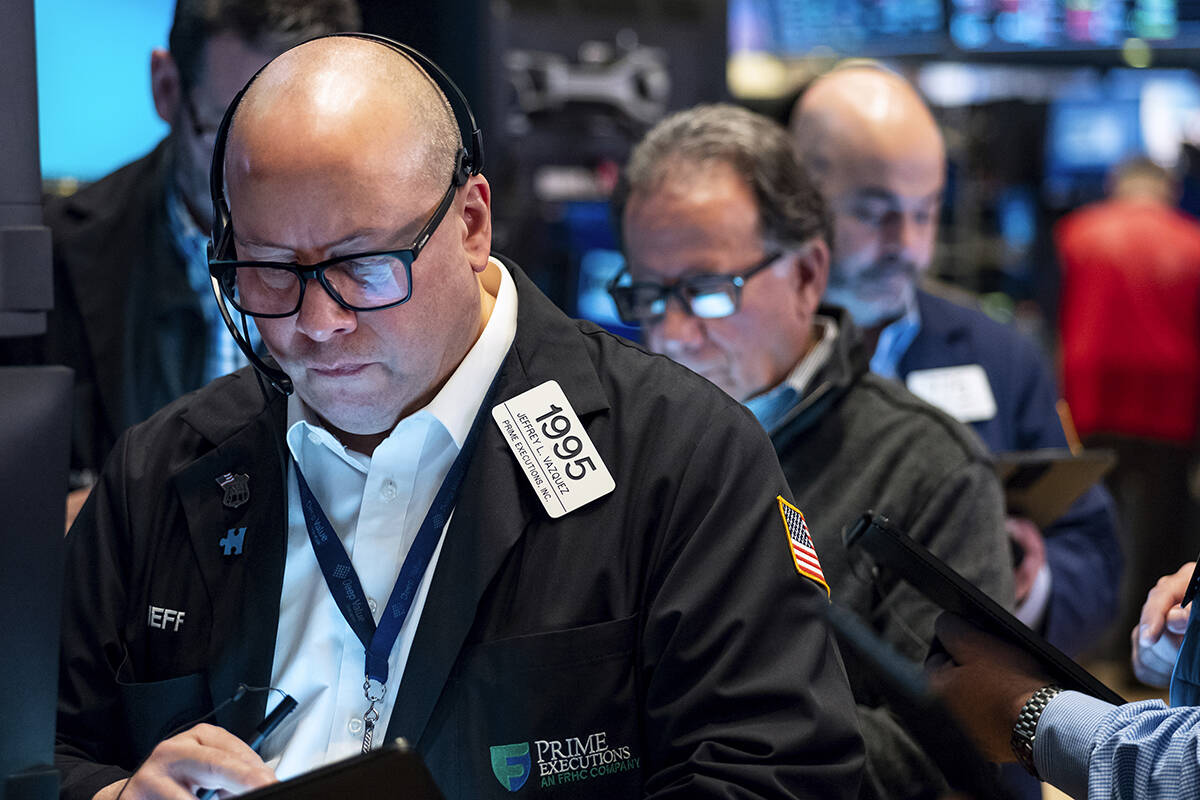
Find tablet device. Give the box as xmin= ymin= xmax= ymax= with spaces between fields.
xmin=238 ymin=738 xmax=444 ymax=799
xmin=994 ymin=448 xmax=1116 ymax=529
xmin=843 ymin=512 xmax=1125 ymax=705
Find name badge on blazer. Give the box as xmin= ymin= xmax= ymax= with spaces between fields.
xmin=493 ymin=380 xmax=615 ymax=518
xmin=905 ymin=364 xmax=997 ymax=423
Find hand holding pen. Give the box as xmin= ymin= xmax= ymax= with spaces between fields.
xmin=196 ymin=694 xmax=298 ymax=799
xmin=97 ymin=725 xmax=277 ymax=800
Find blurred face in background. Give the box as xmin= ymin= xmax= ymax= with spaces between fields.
xmin=152 ymin=31 xmax=280 ymax=230
xmin=819 ymin=143 xmax=943 ymax=328
xmin=792 ymin=68 xmax=946 ymax=329
xmin=621 ymin=162 xmax=827 ymax=402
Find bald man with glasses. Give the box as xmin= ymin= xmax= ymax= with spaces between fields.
xmin=55 ymin=40 xmax=865 ymax=800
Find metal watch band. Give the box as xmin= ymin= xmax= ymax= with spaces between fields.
xmin=1011 ymin=684 xmax=1064 ymax=778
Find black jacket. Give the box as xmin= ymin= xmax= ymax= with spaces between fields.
xmin=56 ymin=264 xmax=865 ymax=800
xmin=1 ymin=141 xmax=206 ymax=476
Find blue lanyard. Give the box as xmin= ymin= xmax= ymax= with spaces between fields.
xmin=292 ymin=389 xmax=493 ymax=749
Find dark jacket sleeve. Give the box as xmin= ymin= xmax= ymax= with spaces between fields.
xmin=640 ymin=404 xmax=865 ymax=799
xmin=906 ymin=295 xmax=1123 ymax=658
xmin=855 ymin=706 xmax=949 ymax=800
xmin=55 ymin=433 xmax=136 ymax=800
xmin=853 ymin=453 xmax=1013 ymax=800
xmin=879 ymin=458 xmax=1015 ymax=660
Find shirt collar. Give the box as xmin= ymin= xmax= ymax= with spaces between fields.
xmin=743 ymin=315 xmax=838 ymax=430
xmin=869 ymin=296 xmax=922 ymax=380
xmin=285 ymin=256 xmax=518 ymax=464
xmin=165 ymin=184 xmax=210 ymax=264
xmin=425 ymin=257 xmax=517 ymax=448
xmin=781 ymin=315 xmax=839 ymax=396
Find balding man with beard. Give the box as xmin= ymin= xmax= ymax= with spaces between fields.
xmin=791 ymin=64 xmax=1122 ymax=800
xmin=53 ymin=35 xmax=864 ymax=800
xmin=791 ymin=65 xmax=1120 ymax=659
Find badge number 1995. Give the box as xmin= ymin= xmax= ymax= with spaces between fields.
xmin=492 ymin=380 xmax=615 ymax=518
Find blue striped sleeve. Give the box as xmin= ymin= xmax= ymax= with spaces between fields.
xmin=1035 ymin=690 xmax=1200 ymax=799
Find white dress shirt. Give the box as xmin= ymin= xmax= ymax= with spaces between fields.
xmin=264 ymin=259 xmax=517 ymax=778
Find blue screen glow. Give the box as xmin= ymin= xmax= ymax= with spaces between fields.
xmin=36 ymin=0 xmax=173 ymax=181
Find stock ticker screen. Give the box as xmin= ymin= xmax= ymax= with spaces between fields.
xmin=729 ymin=0 xmax=945 ymax=57
xmin=949 ymin=0 xmax=1200 ymax=52
xmin=731 ymin=0 xmax=1200 ymax=59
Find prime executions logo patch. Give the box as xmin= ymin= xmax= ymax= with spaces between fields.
xmin=489 ymin=731 xmax=639 ymax=791
xmin=491 ymin=743 xmax=532 ymax=791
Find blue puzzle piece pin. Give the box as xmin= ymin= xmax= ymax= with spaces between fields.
xmin=220 ymin=527 xmax=246 ymax=556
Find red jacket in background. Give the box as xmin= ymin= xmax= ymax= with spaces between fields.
xmin=1056 ymin=198 xmax=1200 ymax=443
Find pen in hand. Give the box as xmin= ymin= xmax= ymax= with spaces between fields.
xmin=196 ymin=694 xmax=298 ymax=800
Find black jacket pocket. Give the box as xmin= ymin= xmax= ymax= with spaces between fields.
xmin=425 ymin=614 xmax=644 ymax=799
xmin=117 ymin=670 xmax=212 ymax=762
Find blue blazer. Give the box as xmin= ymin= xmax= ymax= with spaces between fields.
xmin=899 ymin=289 xmax=1121 ymax=657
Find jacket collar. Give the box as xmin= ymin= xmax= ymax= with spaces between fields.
xmin=896 ymin=288 xmax=975 ymax=375
xmin=490 ymin=255 xmax=610 ymax=416
xmin=912 ymin=288 xmax=967 ymax=341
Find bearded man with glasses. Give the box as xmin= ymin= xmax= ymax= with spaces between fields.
xmin=615 ymin=103 xmax=1015 ymax=800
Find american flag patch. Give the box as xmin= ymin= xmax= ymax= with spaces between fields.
xmin=778 ymin=496 xmax=829 ymax=597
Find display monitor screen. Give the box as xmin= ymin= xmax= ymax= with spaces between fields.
xmin=730 ymin=0 xmax=1200 ymax=63
xmin=729 ymin=0 xmax=946 ymax=58
xmin=949 ymin=0 xmax=1200 ymax=52
xmin=1043 ymin=96 xmax=1144 ymax=206
xmin=1046 ymin=98 xmax=1143 ymax=173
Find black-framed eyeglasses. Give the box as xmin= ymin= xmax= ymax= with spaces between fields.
xmin=209 ymin=179 xmax=459 ymax=318
xmin=607 ymin=251 xmax=782 ymax=325
xmin=181 ymin=90 xmax=222 ymax=140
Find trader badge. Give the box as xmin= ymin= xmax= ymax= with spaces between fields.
xmin=216 ymin=472 xmax=250 ymax=509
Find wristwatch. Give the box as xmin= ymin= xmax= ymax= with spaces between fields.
xmin=1011 ymin=684 xmax=1064 ymax=778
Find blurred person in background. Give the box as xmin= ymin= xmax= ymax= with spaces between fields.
xmin=0 ymin=0 xmax=360 ymax=526
xmin=1056 ymin=156 xmax=1200 ymax=666
xmin=614 ymin=102 xmax=1015 ymax=800
xmin=790 ymin=65 xmax=1123 ymax=800
xmin=789 ymin=64 xmax=1121 ymax=659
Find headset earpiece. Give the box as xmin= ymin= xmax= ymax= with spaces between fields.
xmin=453 ymin=147 xmax=471 ymax=187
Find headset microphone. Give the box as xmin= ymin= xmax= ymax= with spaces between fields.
xmin=205 ymin=33 xmax=485 ymax=397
